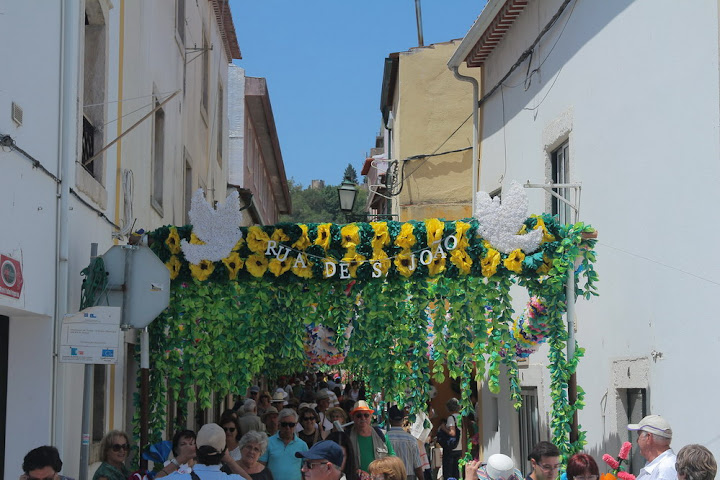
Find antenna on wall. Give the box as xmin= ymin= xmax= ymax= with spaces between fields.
xmin=415 ymin=0 xmax=424 ymax=47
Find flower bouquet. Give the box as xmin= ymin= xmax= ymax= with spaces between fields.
xmin=602 ymin=442 xmax=636 ymax=480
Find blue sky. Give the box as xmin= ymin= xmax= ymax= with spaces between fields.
xmin=229 ymin=1 xmax=486 ymax=188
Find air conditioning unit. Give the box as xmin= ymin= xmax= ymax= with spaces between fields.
xmin=11 ymin=102 xmax=23 ymax=126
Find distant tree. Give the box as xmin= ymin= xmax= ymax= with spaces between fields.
xmin=280 ymin=178 xmax=368 ymax=224
xmin=343 ymin=163 xmax=358 ymax=184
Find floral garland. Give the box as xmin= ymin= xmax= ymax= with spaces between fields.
xmin=139 ymin=215 xmax=598 ymax=468
xmin=149 ymin=215 xmax=561 ymax=284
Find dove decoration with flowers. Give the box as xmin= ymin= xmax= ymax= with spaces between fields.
xmin=474 ymin=181 xmax=543 ymax=254
xmin=180 ymin=189 xmax=243 ymax=264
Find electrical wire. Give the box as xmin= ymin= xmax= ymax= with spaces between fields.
xmin=1 ymin=134 xmax=61 ymax=184
xmin=83 ymin=91 xmax=178 ymax=108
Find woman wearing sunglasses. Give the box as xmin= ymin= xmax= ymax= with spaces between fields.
xmin=92 ymin=430 xmax=131 ymax=480
xmin=220 ymin=412 xmax=244 ymax=462
xmin=298 ymin=407 xmax=322 ymax=447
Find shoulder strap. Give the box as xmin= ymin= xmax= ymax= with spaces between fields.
xmin=373 ymin=426 xmax=386 ymax=442
xmin=191 ymin=471 xmax=201 ymax=480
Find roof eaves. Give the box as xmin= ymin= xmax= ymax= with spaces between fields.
xmin=211 ymin=0 xmax=242 ymax=60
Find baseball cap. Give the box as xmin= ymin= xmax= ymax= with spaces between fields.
xmin=250 ymin=385 xmax=260 ymax=393
xmin=295 ymin=440 xmax=344 ymax=468
xmin=485 ymin=454 xmax=519 ymax=480
xmin=196 ymin=424 xmax=226 ymax=452
xmin=627 ymin=415 xmax=672 ymax=438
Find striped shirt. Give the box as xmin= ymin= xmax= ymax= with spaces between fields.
xmin=387 ymin=426 xmax=422 ymax=479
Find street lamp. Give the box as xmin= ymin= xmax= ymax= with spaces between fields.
xmin=337 ymin=178 xmax=358 ymax=216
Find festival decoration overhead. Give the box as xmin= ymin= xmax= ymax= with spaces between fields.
xmin=180 ymin=189 xmax=243 ymax=264
xmin=140 ymin=185 xmax=599 ymax=462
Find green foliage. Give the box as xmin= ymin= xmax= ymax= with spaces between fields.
xmin=280 ymin=178 xmax=368 ymax=224
xmin=343 ymin=163 xmax=359 ymax=184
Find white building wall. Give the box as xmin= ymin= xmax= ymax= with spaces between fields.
xmin=228 ymin=64 xmax=246 ymax=188
xmin=475 ymin=0 xmax=720 ymax=468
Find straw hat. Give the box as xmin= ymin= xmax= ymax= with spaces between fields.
xmin=350 ymin=400 xmax=374 ymax=416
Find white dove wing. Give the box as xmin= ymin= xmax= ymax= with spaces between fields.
xmin=181 ymin=190 xmax=244 ymax=264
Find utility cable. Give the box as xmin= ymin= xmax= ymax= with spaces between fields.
xmin=1 ymin=134 xmax=61 ymax=184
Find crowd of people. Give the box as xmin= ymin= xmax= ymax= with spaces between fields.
xmin=18 ymin=376 xmax=719 ymax=480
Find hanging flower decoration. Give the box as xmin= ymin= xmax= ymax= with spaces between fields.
xmin=340 ymin=224 xmax=361 ymax=248
xmin=481 ymin=246 xmax=501 ymax=277
xmin=222 ymin=252 xmax=244 ymax=280
xmin=504 ymin=249 xmax=526 ymax=274
xmin=166 ymin=227 xmax=182 ymax=255
xmin=165 ymin=255 xmax=182 ymax=280
xmin=395 ymin=223 xmax=417 ymax=249
xmin=291 ymin=256 xmax=314 ymax=279
xmin=247 ymin=226 xmax=270 ymax=254
xmin=292 ymin=224 xmax=311 ymax=250
xmin=189 ymin=259 xmax=214 ymax=281
xmin=269 ymin=257 xmax=292 ymax=277
xmin=246 ymin=254 xmax=268 ymax=278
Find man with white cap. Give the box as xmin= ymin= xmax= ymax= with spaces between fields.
xmin=165 ymin=423 xmax=250 ymax=480
xmin=465 ymin=454 xmax=522 ymax=480
xmin=627 ymin=415 xmax=677 ymax=480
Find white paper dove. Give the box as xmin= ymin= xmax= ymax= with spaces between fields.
xmin=181 ymin=189 xmax=243 ymax=264
xmin=474 ymin=181 xmax=543 ymax=254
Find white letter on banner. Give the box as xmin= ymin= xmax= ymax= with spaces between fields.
xmin=325 ymin=261 xmax=336 ymax=278
xmin=420 ymin=249 xmax=433 ymax=265
xmin=265 ymin=240 xmax=278 ymax=256
xmin=293 ymin=254 xmax=307 ymax=269
xmin=276 ymin=246 xmax=290 ymax=261
xmin=372 ymin=262 xmax=382 ymax=278
xmin=444 ymin=235 xmax=458 ymax=251
xmin=339 ymin=263 xmax=350 ymax=279
xmin=434 ymin=244 xmax=447 ymax=259
xmin=408 ymin=254 xmax=417 ymax=272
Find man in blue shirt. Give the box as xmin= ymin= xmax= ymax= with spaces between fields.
xmin=260 ymin=408 xmax=308 ymax=480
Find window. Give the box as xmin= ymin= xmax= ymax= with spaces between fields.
xmin=551 ymin=141 xmax=570 ymax=223
xmin=518 ymin=387 xmax=540 ymax=476
xmin=92 ymin=365 xmax=106 ymax=441
xmin=82 ymin=0 xmax=108 ymax=184
xmin=175 ymin=0 xmax=185 ymax=47
xmin=184 ymin=153 xmax=193 ymax=225
xmin=152 ymin=98 xmax=165 ymax=214
xmin=622 ymin=388 xmax=647 ymax=474
xmin=217 ymin=83 xmax=224 ymax=164
xmin=201 ymin=30 xmax=209 ymax=116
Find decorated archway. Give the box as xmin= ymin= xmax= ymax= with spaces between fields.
xmin=140 ymin=183 xmax=598 ymax=459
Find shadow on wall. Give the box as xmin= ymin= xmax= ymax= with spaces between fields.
xmin=482 ymin=0 xmax=635 ymax=138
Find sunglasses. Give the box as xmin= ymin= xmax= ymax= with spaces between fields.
xmin=280 ymin=421 xmax=297 ymax=428
xmin=223 ymin=427 xmax=236 ymax=433
xmin=111 ymin=443 xmax=130 ymax=452
xmin=303 ymin=460 xmax=329 ymax=469
xmin=354 ymin=413 xmax=371 ymax=419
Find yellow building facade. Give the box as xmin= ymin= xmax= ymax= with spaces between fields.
xmin=381 ymin=40 xmax=481 ymax=222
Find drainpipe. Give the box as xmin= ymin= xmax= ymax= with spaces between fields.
xmin=52 ymin=0 xmax=80 ymax=456
xmin=451 ymin=66 xmax=479 ymax=215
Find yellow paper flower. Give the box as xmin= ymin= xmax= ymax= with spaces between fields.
xmin=247 ymin=226 xmax=270 ymax=253
xmin=232 ymin=237 xmax=245 ymax=251
xmin=189 ymin=259 xmax=214 ymax=281
xmin=246 ymin=254 xmax=268 ymax=278
xmin=315 ymin=223 xmax=332 ymax=250
xmin=394 ymin=250 xmax=416 ymax=278
xmin=341 ymin=247 xmax=366 ymax=277
xmin=454 ymin=221 xmax=472 ymax=249
xmin=341 ymin=224 xmax=360 ymax=249
xmin=370 ymin=222 xmax=390 ymax=251
xmin=292 ymin=224 xmax=311 ymax=250
xmin=428 ymin=254 xmax=446 ymax=277
xmin=450 ymin=248 xmax=472 ymax=275
xmin=268 ymin=257 xmax=292 ymax=277
xmin=504 ymin=249 xmax=525 ymax=274
xmin=165 ymin=255 xmax=181 ymax=279
xmin=190 ymin=232 xmax=205 ymax=245
xmin=322 ymin=257 xmax=338 ymax=279
xmin=222 ymin=252 xmax=244 ymax=280
xmin=395 ymin=223 xmax=416 ymax=250
xmin=426 ymin=218 xmax=445 ymax=246
xmin=532 ymin=216 xmax=556 ymax=243
xmin=271 ymin=228 xmax=290 ymax=243
xmin=370 ymin=249 xmax=391 ymax=277
xmin=165 ymin=227 xmax=182 ymax=254
xmin=536 ymin=255 xmax=553 ymax=275
xmin=291 ymin=255 xmax=314 ymax=279
xmin=481 ymin=248 xmax=501 ymax=277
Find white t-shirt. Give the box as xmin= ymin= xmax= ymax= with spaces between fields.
xmin=637 ymin=449 xmax=677 ymax=480
xmin=446 ymin=413 xmax=461 ymax=451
